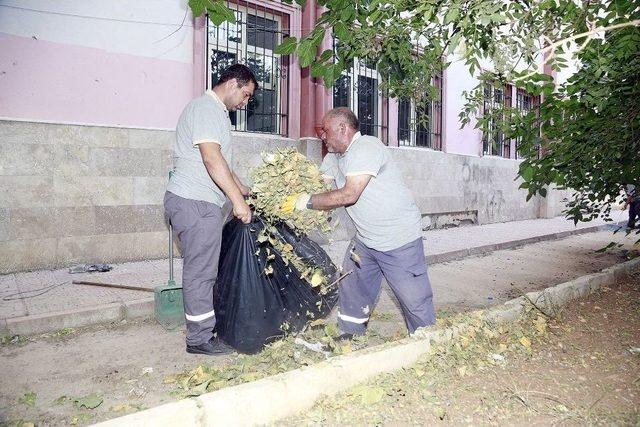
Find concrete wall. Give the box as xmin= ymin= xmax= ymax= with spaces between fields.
xmin=390 ymin=146 xmax=555 ymax=225
xmin=0 ymin=120 xmax=303 ymax=273
xmin=0 ymin=120 xmax=571 ymax=273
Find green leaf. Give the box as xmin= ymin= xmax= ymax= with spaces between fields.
xmin=189 ymin=0 xmax=235 ymax=25
xmin=319 ymin=49 xmax=333 ymax=62
xmin=209 ymin=1 xmax=236 ymax=26
xmin=310 ymin=27 xmax=326 ymax=46
xmin=310 ymin=61 xmax=326 ymax=78
xmin=188 ymin=0 xmax=207 ymax=17
xmin=359 ymin=385 xmax=385 ymax=405
xmin=274 ymin=37 xmax=298 ymax=55
xmin=19 ymin=392 xmax=37 ymax=407
xmin=298 ymin=40 xmax=316 ymax=68
xmin=340 ymin=6 xmax=354 ymax=21
xmin=444 ymin=6 xmax=459 ymax=25
xmin=74 ymin=394 xmax=103 ymax=410
xmin=333 ymin=22 xmax=350 ymax=41
xmin=53 ymin=395 xmax=68 ymax=405
xmin=185 ymin=380 xmax=212 ymax=397
xmin=521 ymin=165 xmax=535 ymax=182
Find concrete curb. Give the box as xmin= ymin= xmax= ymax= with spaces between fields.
xmin=3 ymin=221 xmax=624 ymax=336
xmin=5 ymin=297 xmax=153 ymax=336
xmin=93 ymin=257 xmax=639 ymax=427
xmin=426 ymin=221 xmax=625 ymax=264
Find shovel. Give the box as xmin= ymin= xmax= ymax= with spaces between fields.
xmin=154 ymin=172 xmax=185 ymax=330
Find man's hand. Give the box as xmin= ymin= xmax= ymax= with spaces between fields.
xmin=239 ymin=183 xmax=251 ymax=197
xmin=234 ymin=199 xmax=252 ymax=224
xmin=281 ymin=193 xmax=311 ymax=214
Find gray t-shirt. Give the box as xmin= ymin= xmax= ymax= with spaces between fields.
xmin=320 ymin=133 xmax=422 ymax=251
xmin=166 ymin=90 xmax=232 ymax=207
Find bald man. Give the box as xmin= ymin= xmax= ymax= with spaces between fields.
xmin=282 ymin=107 xmax=436 ymax=338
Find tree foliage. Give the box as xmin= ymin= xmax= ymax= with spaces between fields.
xmin=192 ymin=0 xmax=640 ymax=229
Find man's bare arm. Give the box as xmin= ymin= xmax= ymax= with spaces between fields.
xmin=310 ymin=175 xmax=371 ymax=210
xmin=232 ymin=171 xmax=250 ymax=196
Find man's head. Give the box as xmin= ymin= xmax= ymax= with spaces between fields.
xmin=318 ymin=107 xmax=360 ymax=153
xmin=213 ymin=64 xmax=258 ymax=111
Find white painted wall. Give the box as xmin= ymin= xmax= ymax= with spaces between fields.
xmin=0 ymin=0 xmax=195 ymax=129
xmin=0 ymin=0 xmax=193 ymax=62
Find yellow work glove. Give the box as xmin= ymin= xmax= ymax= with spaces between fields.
xmin=280 ymin=193 xmax=310 ymax=215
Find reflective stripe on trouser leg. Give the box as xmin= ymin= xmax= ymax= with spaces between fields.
xmin=164 ymin=192 xmax=223 ymax=346
xmin=337 ymin=239 xmax=383 ymax=335
xmin=379 ymin=238 xmax=436 ymax=334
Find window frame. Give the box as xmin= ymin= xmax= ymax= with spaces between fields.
xmin=482 ymin=82 xmax=513 ymax=158
xmin=397 ymin=73 xmax=443 ymax=150
xmin=206 ymin=3 xmax=289 ymax=136
xmin=332 ymin=53 xmax=386 ymax=141
xmin=515 ymin=88 xmax=541 ymax=159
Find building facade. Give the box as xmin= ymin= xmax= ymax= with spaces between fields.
xmin=0 ymin=0 xmax=567 ymax=273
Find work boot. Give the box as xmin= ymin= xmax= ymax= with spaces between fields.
xmin=186 ymin=337 xmax=234 ymax=355
xmin=335 ymin=333 xmax=354 ymax=341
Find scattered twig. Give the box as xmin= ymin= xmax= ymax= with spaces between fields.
xmin=324 ymin=270 xmax=354 ymax=291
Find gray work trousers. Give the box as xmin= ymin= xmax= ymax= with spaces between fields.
xmin=164 ymin=191 xmax=222 ymax=346
xmin=338 ymin=237 xmax=436 ymax=335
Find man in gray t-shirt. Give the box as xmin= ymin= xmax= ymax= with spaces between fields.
xmin=283 ymin=107 xmax=435 ymax=337
xmin=164 ymin=64 xmax=256 ymax=356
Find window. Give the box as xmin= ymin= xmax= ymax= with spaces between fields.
xmin=207 ymin=3 xmax=290 ymax=136
xmin=398 ymin=73 xmax=443 ymax=150
xmin=482 ymin=83 xmax=512 ymax=157
xmin=332 ymin=56 xmax=388 ymax=142
xmin=515 ymin=88 xmax=540 ymax=158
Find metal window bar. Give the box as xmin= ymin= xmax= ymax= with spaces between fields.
xmin=514 ymin=88 xmax=541 ymax=159
xmin=482 ymin=83 xmax=510 ymax=157
xmin=397 ymin=72 xmax=443 ymax=150
xmin=206 ymin=1 xmax=290 ymax=136
xmin=332 ymin=38 xmax=389 ymax=143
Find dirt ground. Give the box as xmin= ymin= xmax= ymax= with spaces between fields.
xmin=0 ymin=234 xmax=637 ymax=426
xmin=287 ymin=274 xmax=640 ymax=426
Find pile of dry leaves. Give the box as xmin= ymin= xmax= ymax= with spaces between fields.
xmin=248 ymin=148 xmax=335 ymax=293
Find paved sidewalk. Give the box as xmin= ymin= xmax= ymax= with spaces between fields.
xmin=0 ymin=212 xmax=630 ymax=336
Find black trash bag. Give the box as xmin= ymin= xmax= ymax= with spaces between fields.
xmin=214 ymin=216 xmax=338 ymax=354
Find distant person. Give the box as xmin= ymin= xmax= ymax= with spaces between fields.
xmin=164 ymin=64 xmax=257 ymax=355
xmin=625 ymin=184 xmax=638 ymax=229
xmin=282 ymin=107 xmax=436 ymax=338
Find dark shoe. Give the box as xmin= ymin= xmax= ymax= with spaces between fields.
xmin=186 ymin=337 xmax=234 ymax=355
xmin=335 ymin=333 xmax=354 ymax=341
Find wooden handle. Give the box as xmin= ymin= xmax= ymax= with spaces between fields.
xmin=72 ymin=280 xmax=154 ymax=293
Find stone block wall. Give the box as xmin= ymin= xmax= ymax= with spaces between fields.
xmin=0 ymin=121 xmax=302 ymax=273
xmin=0 ymin=121 xmax=569 ymax=273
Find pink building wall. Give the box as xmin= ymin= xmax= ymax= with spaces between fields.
xmin=442 ymin=60 xmax=483 ymax=156
xmin=0 ymin=1 xmax=544 ymax=155
xmin=0 ymin=0 xmax=302 ymax=136
xmin=0 ymin=33 xmax=192 ymax=130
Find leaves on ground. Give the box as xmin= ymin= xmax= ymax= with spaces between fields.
xmin=70 ymin=413 xmax=94 ymax=425
xmin=18 ymin=392 xmax=36 ymax=407
xmin=350 ymin=385 xmax=385 ymax=405
xmin=52 ymin=395 xmax=67 ymax=405
xmin=73 ymin=393 xmax=103 ymax=410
